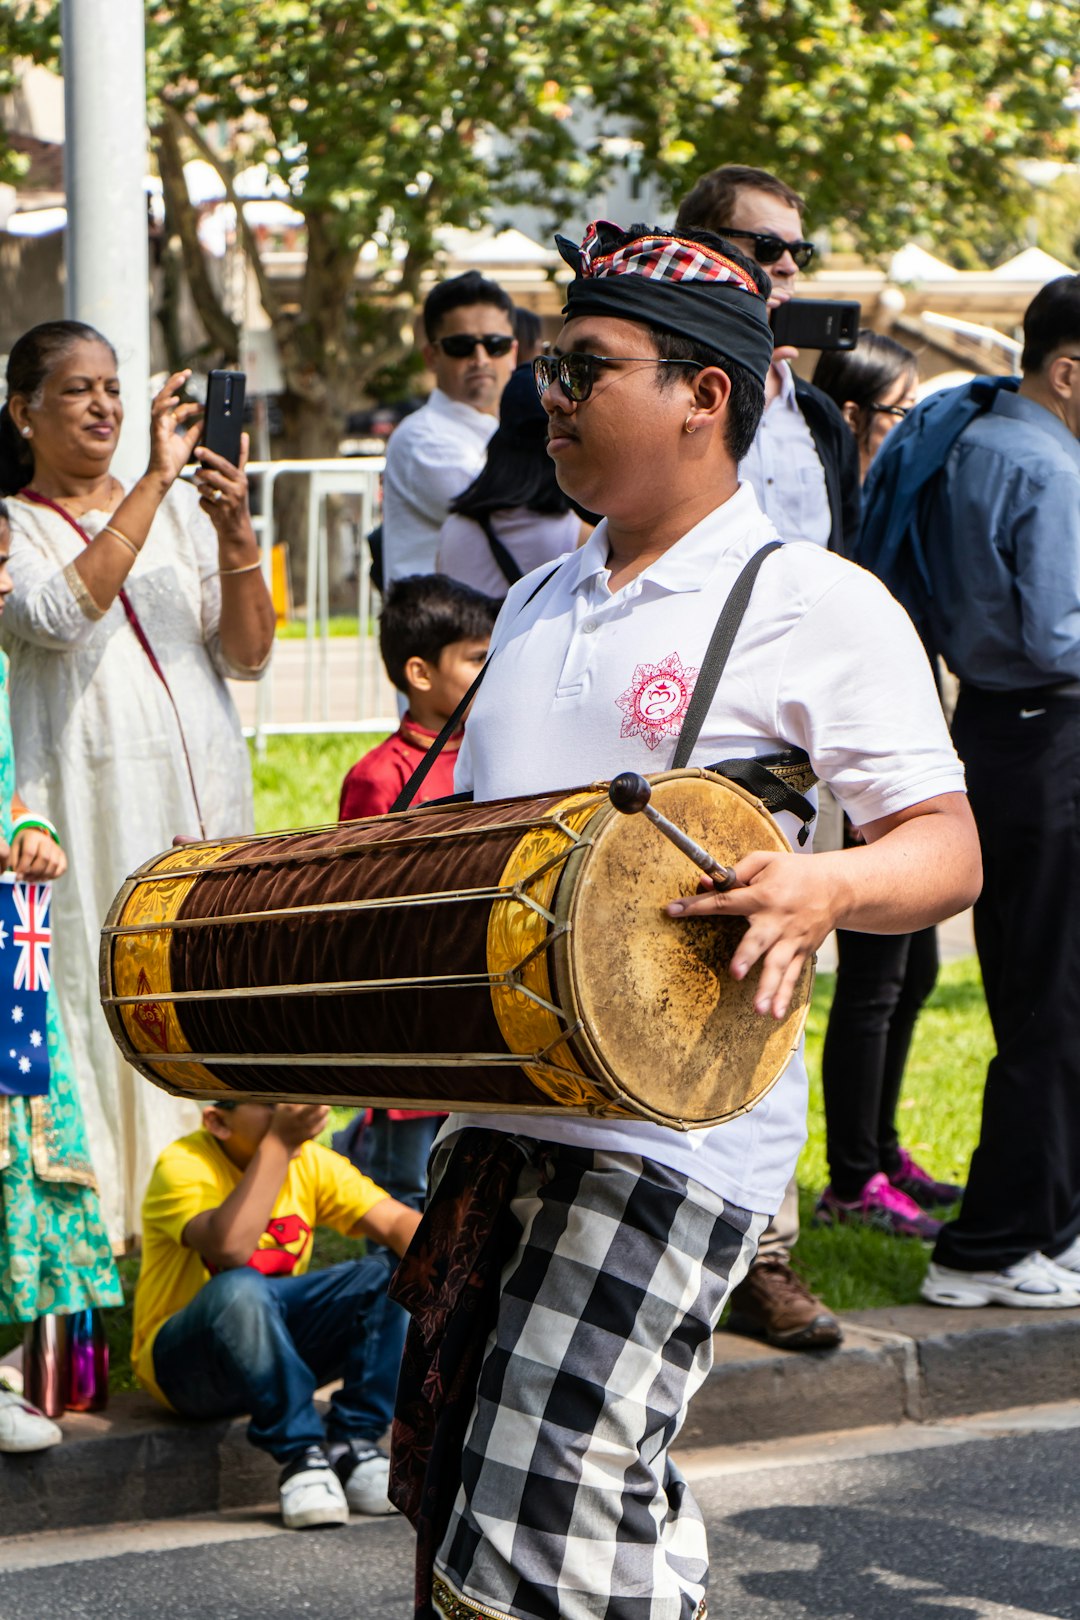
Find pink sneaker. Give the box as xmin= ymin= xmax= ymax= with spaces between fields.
xmin=815 ymin=1172 xmax=942 ymax=1239
xmin=889 ymin=1149 xmax=964 ymax=1210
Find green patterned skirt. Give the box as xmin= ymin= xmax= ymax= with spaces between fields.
xmin=0 ymin=983 xmax=123 ymax=1324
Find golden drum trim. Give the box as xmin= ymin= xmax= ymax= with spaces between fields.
xmin=487 ymin=792 xmax=603 ymax=1109
xmin=111 ymin=843 xmax=232 ymax=1095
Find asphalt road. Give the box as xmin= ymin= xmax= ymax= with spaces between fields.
xmin=2 ymin=1406 xmax=1077 ymax=1619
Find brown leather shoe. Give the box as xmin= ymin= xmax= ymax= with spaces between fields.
xmin=726 ymin=1257 xmax=843 ymax=1351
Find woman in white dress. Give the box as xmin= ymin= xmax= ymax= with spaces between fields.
xmin=0 ymin=321 xmax=275 ymax=1247
xmin=436 ymin=364 xmax=585 ymax=598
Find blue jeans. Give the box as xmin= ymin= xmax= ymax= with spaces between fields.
xmin=152 ymin=1256 xmax=405 ymax=1462
xmin=354 ymin=1112 xmax=442 ymax=1211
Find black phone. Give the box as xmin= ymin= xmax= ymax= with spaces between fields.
xmin=201 ymin=369 xmax=247 ymax=466
xmin=770 ymin=299 xmax=860 ymax=351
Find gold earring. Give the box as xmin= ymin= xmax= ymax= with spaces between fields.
xmin=684 ymin=414 xmax=697 ymax=434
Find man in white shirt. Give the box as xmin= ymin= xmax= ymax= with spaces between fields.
xmin=388 ymin=220 xmax=980 ymax=1620
xmin=676 ymin=164 xmax=862 ymax=1348
xmin=676 ymin=163 xmax=860 ymax=555
xmin=382 ymin=271 xmax=518 ymax=586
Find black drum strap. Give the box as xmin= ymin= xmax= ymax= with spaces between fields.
xmin=670 ymin=541 xmax=817 ymax=844
xmin=388 ymin=565 xmax=561 ymax=814
xmin=671 ymin=542 xmax=781 ymax=769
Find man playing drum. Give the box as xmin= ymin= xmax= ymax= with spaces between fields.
xmin=389 ymin=221 xmax=981 ymax=1620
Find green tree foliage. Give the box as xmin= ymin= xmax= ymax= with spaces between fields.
xmin=675 ymin=0 xmax=1080 ymax=266
xmin=1 ymin=0 xmax=1076 ymax=442
xmin=143 ymin=0 xmax=717 ymax=446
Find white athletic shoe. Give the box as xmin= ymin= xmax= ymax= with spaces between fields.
xmin=1045 ymin=1235 xmax=1080 ymax=1275
xmin=337 ymin=1442 xmax=398 ymax=1516
xmin=0 ymin=1387 xmax=63 ymax=1453
xmin=921 ymin=1252 xmax=1080 ymax=1308
xmin=279 ymin=1446 xmax=349 ymax=1530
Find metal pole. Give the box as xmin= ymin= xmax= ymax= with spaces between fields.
xmin=61 ymin=0 xmax=151 ymax=479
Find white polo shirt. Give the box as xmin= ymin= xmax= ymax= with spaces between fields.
xmin=450 ymin=482 xmax=965 ymax=1214
xmin=739 ymin=361 xmax=831 ymax=547
xmin=382 ymin=389 xmax=498 ymax=585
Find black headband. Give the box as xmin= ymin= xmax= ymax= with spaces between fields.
xmin=556 ymin=220 xmax=774 ymax=387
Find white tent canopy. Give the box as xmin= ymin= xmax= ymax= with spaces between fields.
xmin=888 ymin=242 xmax=959 ymax=282
xmin=991 ymin=246 xmax=1075 ymax=282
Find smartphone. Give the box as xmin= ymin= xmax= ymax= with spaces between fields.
xmin=771 ymin=299 xmax=860 ymax=351
xmin=201 ymin=369 xmax=247 ymax=466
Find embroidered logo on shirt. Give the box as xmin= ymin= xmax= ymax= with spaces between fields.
xmin=616 ymin=653 xmax=699 ymax=750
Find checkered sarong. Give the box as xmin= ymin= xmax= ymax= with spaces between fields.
xmin=428 ymin=1139 xmax=763 ymax=1620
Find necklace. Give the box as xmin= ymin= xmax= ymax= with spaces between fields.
xmin=20 ymin=473 xmax=122 ymax=518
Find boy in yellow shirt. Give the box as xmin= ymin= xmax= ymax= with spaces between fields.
xmin=134 ymin=1099 xmax=420 ymax=1531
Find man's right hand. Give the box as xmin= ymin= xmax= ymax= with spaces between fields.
xmin=269 ymin=1103 xmax=330 ymax=1155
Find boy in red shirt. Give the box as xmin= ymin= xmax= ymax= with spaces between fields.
xmin=337 ymin=573 xmax=499 ymax=1223
xmin=338 ymin=573 xmax=498 ymax=819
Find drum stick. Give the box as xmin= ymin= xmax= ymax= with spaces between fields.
xmin=607 ymin=773 xmax=742 ymax=893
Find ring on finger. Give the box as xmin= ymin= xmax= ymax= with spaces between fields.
xmin=212 ymin=489 xmax=223 ymax=503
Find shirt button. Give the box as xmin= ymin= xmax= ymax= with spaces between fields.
xmin=582 ymin=619 xmax=599 ymax=634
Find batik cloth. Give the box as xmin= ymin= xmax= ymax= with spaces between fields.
xmin=391 ymin=1129 xmax=764 ymax=1620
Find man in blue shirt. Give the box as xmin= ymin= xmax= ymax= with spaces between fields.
xmin=911 ymin=276 xmax=1080 ymax=1307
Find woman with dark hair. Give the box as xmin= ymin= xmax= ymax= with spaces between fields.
xmin=812 ymin=331 xmax=918 ymax=483
xmin=436 ymin=364 xmax=584 ymax=598
xmin=811 ymin=331 xmax=962 ymax=1237
xmin=0 ymin=321 xmax=275 ymax=1246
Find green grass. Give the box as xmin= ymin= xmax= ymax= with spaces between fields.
xmin=276 ymin=616 xmax=373 ymax=640
xmin=249 ymin=731 xmax=388 ymax=833
xmin=793 ymin=954 xmax=992 ymax=1311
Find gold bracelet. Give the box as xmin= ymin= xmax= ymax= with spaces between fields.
xmin=219 ymin=559 xmax=263 ymax=576
xmin=101 ymin=523 xmax=141 ymax=560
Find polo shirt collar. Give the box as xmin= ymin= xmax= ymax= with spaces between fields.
xmin=991 ymin=389 xmax=1080 ymax=468
xmin=571 ymin=482 xmax=770 ymax=598
xmin=766 ymin=357 xmax=797 ymax=412
xmin=427 ymin=387 xmax=498 ymax=436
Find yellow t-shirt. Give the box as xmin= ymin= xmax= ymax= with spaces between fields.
xmin=133 ymin=1129 xmax=387 ymax=1406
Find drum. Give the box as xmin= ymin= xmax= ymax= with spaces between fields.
xmin=100 ymin=768 xmax=813 ymax=1130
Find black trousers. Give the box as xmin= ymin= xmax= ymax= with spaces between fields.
xmin=933 ymin=685 xmax=1080 ymax=1272
xmin=822 ymin=925 xmax=939 ymax=1201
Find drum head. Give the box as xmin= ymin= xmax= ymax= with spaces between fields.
xmin=556 ymin=771 xmax=812 ymax=1127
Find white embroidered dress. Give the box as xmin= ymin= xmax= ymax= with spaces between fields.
xmin=0 ymin=480 xmax=268 ymax=1245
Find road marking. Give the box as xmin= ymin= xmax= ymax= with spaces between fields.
xmin=870 ymin=1567 xmax=1062 ymax=1619
xmin=3 ymin=1400 xmax=1078 ymax=1576
xmin=675 ymin=1398 xmax=1080 ymax=1481
xmin=0 ymin=1505 xmax=398 ymax=1573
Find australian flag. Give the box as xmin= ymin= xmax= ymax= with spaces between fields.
xmin=0 ymin=876 xmax=51 ymax=1098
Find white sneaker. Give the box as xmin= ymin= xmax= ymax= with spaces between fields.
xmin=336 ymin=1442 xmax=398 ymax=1516
xmin=0 ymin=1387 xmax=63 ymax=1453
xmin=921 ymin=1252 xmax=1080 ymax=1308
xmin=1046 ymin=1235 xmax=1080 ymax=1275
xmin=279 ymin=1446 xmax=349 ymax=1530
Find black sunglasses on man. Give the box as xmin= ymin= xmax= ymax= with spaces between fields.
xmin=719 ymin=228 xmax=814 ymax=270
xmin=434 ymin=333 xmax=516 ymax=359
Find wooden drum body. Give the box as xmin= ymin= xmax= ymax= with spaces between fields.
xmin=100 ymin=769 xmax=812 ymax=1129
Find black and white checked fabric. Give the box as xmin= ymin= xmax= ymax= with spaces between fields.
xmin=432 ymin=1141 xmax=765 ymax=1620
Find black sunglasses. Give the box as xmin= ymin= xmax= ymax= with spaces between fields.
xmin=720 ymin=228 xmax=815 ymax=270
xmin=434 ymin=333 xmax=516 ymax=359
xmin=533 ymin=352 xmax=701 ymax=403
xmin=868 ymin=402 xmax=911 ymax=420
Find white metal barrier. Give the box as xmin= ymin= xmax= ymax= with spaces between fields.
xmin=243 ymin=456 xmax=400 ymax=747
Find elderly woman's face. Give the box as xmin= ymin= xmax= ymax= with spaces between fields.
xmin=19 ymin=340 xmax=123 ymax=478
